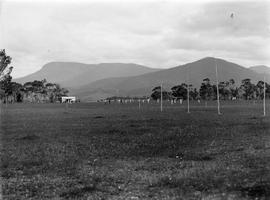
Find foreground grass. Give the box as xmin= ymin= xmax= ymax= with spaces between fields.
xmin=1 ymin=101 xmax=270 ymax=199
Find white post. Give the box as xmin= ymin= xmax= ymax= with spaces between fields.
xmin=0 ymin=100 xmax=2 ymax=200
xmin=187 ymin=85 xmax=190 ymax=113
xmin=5 ymin=96 xmax=8 ymax=107
xmin=264 ymin=76 xmax=266 ymax=116
xmin=215 ymin=58 xmax=221 ymax=115
xmin=161 ymin=82 xmax=163 ymax=112
xmin=187 ymin=67 xmax=190 ymax=114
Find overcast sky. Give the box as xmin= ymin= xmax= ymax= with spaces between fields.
xmin=1 ymin=0 xmax=269 ymax=78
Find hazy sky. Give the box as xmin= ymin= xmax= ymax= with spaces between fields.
xmin=1 ymin=0 xmax=270 ymax=78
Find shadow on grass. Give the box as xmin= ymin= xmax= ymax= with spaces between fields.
xmin=169 ymin=152 xmax=213 ymax=161
xmin=18 ymin=134 xmax=40 ymax=141
xmin=149 ymin=170 xmax=270 ymax=199
xmin=93 ymin=116 xmax=104 ymax=119
xmin=60 ymin=185 xmax=97 ymax=198
xmin=235 ymin=182 xmax=270 ymax=198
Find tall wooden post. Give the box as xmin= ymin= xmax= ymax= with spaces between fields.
xmin=215 ymin=58 xmax=221 ymax=115
xmin=161 ymin=82 xmax=163 ymax=112
xmin=264 ymin=76 xmax=266 ymax=116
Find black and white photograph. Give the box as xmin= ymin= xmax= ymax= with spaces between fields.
xmin=1 ymin=0 xmax=270 ymax=199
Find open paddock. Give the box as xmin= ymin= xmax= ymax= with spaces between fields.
xmin=1 ymin=101 xmax=270 ymax=199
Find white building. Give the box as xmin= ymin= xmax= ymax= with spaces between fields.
xmin=61 ymin=96 xmax=76 ymax=103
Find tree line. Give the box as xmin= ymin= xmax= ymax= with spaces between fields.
xmin=0 ymin=78 xmax=69 ymax=103
xmin=0 ymin=50 xmax=69 ymax=103
xmin=151 ymin=78 xmax=270 ymax=101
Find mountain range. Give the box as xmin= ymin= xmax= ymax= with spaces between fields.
xmin=14 ymin=62 xmax=160 ymax=88
xmin=14 ymin=57 xmax=270 ymax=101
xmin=249 ymin=65 xmax=270 ymax=75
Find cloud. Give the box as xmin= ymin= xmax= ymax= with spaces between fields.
xmin=181 ymin=1 xmax=270 ymax=37
xmin=162 ymin=1 xmax=270 ymax=66
xmin=1 ymin=0 xmax=269 ymax=78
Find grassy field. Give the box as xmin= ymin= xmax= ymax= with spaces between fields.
xmin=1 ymin=101 xmax=270 ymax=199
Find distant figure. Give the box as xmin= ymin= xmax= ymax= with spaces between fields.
xmin=198 ymin=99 xmax=201 ymax=104
xmin=230 ymin=13 xmax=234 ymax=19
xmin=180 ymin=99 xmax=183 ymax=104
xmin=147 ymin=98 xmax=150 ymax=104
